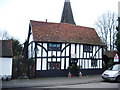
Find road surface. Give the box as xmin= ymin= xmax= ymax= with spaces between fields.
xmin=3 ymin=81 xmax=119 ymax=90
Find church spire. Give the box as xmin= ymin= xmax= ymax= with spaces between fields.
xmin=60 ymin=0 xmax=76 ymax=25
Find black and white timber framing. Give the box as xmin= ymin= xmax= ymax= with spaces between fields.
xmin=27 ymin=23 xmax=104 ymax=77
xmin=24 ymin=0 xmax=105 ymax=77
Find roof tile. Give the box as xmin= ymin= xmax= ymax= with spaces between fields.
xmin=30 ymin=20 xmax=104 ymax=46
xmin=0 ymin=40 xmax=13 ymax=57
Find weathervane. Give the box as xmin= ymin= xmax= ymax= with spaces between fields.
xmin=65 ymin=0 xmax=70 ymax=2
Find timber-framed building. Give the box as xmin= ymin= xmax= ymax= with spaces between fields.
xmin=26 ymin=0 xmax=104 ymax=77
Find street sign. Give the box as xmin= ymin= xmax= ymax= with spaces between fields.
xmin=114 ymin=54 xmax=119 ymax=62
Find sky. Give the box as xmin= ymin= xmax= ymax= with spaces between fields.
xmin=0 ymin=0 xmax=119 ymax=43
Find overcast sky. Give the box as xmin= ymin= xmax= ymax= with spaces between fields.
xmin=0 ymin=0 xmax=119 ymax=43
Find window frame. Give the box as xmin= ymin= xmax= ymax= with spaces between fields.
xmin=83 ymin=45 xmax=93 ymax=53
xmin=48 ymin=62 xmax=61 ymax=70
xmin=91 ymin=59 xmax=97 ymax=67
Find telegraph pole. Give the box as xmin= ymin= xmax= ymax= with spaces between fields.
xmin=117 ymin=2 xmax=120 ymax=63
xmin=118 ymin=2 xmax=120 ymax=38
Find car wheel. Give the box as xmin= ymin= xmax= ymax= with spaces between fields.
xmin=116 ymin=76 xmax=120 ymax=83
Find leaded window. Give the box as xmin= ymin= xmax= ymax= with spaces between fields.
xmin=83 ymin=45 xmax=93 ymax=53
xmin=91 ymin=59 xmax=97 ymax=67
xmin=48 ymin=62 xmax=61 ymax=70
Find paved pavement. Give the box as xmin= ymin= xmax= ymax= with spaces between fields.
xmin=2 ymin=75 xmax=102 ymax=89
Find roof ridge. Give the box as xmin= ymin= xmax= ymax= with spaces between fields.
xmin=30 ymin=20 xmax=104 ymax=46
xmin=30 ymin=20 xmax=95 ymax=30
xmin=30 ymin=20 xmax=61 ymax=24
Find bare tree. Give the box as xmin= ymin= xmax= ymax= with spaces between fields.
xmin=95 ymin=11 xmax=117 ymax=50
xmin=0 ymin=30 xmax=10 ymax=40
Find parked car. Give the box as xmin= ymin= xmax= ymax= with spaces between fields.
xmin=102 ymin=64 xmax=120 ymax=82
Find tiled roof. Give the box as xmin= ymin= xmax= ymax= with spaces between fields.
xmin=0 ymin=40 xmax=13 ymax=57
xmin=30 ymin=20 xmax=104 ymax=46
xmin=104 ymin=51 xmax=118 ymax=58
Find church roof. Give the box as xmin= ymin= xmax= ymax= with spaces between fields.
xmin=30 ymin=20 xmax=104 ymax=46
xmin=60 ymin=0 xmax=76 ymax=25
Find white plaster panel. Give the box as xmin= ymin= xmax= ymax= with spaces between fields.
xmin=42 ymin=59 xmax=47 ymax=70
xmin=36 ymin=59 xmax=41 ymax=70
xmin=0 ymin=58 xmax=12 ymax=76
xmin=71 ymin=44 xmax=75 ymax=55
xmin=80 ymin=45 xmax=83 ymax=58
xmin=61 ymin=58 xmax=64 ymax=69
xmin=66 ymin=58 xmax=69 ymax=69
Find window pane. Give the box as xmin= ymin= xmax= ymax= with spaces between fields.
xmin=56 ymin=44 xmax=60 ymax=47
xmin=52 ymin=44 xmax=56 ymax=47
xmin=49 ymin=43 xmax=53 ymax=47
xmin=84 ymin=45 xmax=92 ymax=52
xmin=91 ymin=59 xmax=97 ymax=67
xmin=48 ymin=62 xmax=61 ymax=70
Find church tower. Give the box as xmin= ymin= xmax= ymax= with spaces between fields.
xmin=60 ymin=0 xmax=76 ymax=25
